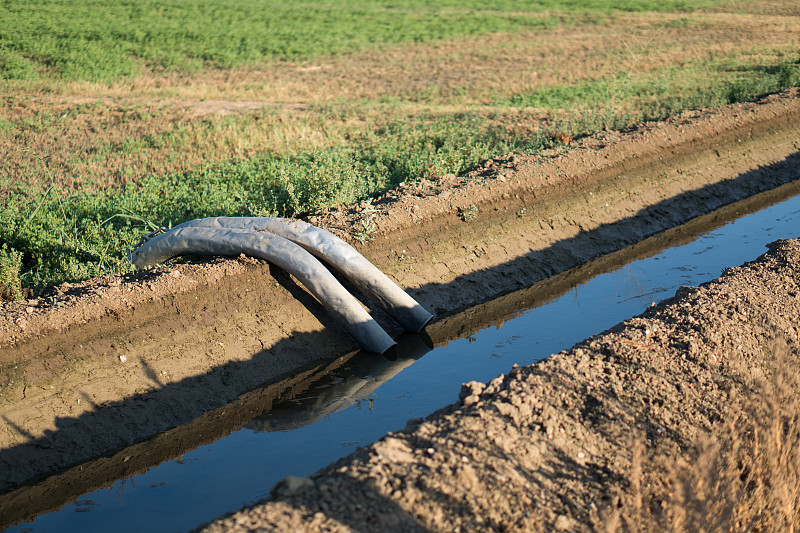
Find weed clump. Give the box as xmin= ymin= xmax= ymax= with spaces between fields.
xmin=0 ymin=244 xmax=23 ymax=301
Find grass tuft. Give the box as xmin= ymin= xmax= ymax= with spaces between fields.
xmin=0 ymin=244 xmax=23 ymax=301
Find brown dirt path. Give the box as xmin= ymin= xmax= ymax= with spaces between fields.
xmin=0 ymin=89 xmax=799 ymax=508
xmin=196 ymin=238 xmax=800 ymax=533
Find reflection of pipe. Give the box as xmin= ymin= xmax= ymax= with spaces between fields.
xmin=173 ymin=217 xmax=433 ymax=332
xmin=128 ymin=227 xmax=396 ymax=354
xmin=246 ymin=332 xmax=433 ymax=433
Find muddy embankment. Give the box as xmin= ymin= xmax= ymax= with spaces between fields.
xmin=1 ymin=89 xmax=799 ymax=526
xmin=198 ymin=239 xmax=800 ymax=533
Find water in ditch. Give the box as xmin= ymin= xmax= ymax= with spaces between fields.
xmin=6 ymin=188 xmax=800 ymax=533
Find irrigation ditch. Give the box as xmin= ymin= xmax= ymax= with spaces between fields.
xmin=1 ymin=88 xmax=800 ymax=530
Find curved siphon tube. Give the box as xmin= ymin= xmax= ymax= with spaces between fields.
xmin=173 ymin=216 xmax=434 ymax=333
xmin=128 ymin=226 xmax=396 ymax=354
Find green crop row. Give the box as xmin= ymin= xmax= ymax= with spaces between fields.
xmin=1 ymin=0 xmax=719 ymax=81
xmin=502 ymin=60 xmax=800 ymax=126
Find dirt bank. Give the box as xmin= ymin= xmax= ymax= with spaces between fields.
xmin=1 ymin=89 xmax=799 ymax=504
xmin=197 ymin=237 xmax=800 ymax=532
xmin=3 ymin=177 xmax=799 ymax=528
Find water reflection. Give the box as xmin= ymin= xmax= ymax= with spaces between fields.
xmin=246 ymin=333 xmax=433 ymax=433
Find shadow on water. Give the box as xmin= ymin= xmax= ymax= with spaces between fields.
xmin=245 ymin=333 xmax=433 ymax=433
xmin=1 ymin=150 xmax=799 ymax=530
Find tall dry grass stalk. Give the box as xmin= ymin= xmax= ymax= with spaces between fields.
xmin=603 ymin=337 xmax=800 ymax=532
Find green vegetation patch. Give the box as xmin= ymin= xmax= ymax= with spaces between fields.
xmin=0 ymin=244 xmax=23 ymax=301
xmin=0 ymin=114 xmax=545 ymax=292
xmin=1 ymin=0 xmax=720 ymax=81
xmin=501 ymin=57 xmax=800 ymax=129
xmin=2 ymin=1 xmax=797 ymax=295
xmin=3 ymin=54 xmax=799 ymax=294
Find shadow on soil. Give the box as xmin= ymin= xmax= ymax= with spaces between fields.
xmin=410 ymin=150 xmax=800 ymax=319
xmin=1 ymin=150 xmax=799 ymax=529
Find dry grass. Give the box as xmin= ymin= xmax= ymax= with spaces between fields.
xmin=720 ymin=1 xmax=800 ymax=16
xmin=605 ymin=338 xmax=800 ymax=533
xmin=2 ymin=9 xmax=798 ymax=196
xmin=0 ymin=100 xmax=345 ymax=194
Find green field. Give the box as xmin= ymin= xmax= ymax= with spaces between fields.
xmin=0 ymin=0 xmax=719 ymax=81
xmin=1 ymin=0 xmax=799 ymax=297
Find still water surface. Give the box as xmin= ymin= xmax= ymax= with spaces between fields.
xmin=9 ymin=191 xmax=800 ymax=533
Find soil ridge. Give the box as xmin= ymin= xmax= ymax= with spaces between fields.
xmin=198 ymin=237 xmax=800 ymax=532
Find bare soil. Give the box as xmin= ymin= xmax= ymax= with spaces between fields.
xmin=1 ymin=89 xmax=800 ymax=527
xmin=197 ymin=238 xmax=800 ymax=533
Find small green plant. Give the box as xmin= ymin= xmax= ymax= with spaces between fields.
xmin=0 ymin=117 xmax=15 ymax=134
xmin=0 ymin=244 xmax=23 ymax=301
xmin=354 ymin=217 xmax=377 ymax=245
xmin=354 ymin=201 xmax=378 ymax=244
xmin=461 ymin=205 xmax=479 ymax=221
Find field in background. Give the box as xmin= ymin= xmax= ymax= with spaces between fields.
xmin=1 ymin=0 xmax=723 ymax=81
xmin=1 ymin=0 xmax=799 ymax=295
